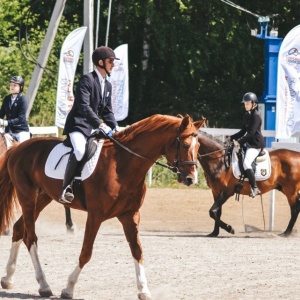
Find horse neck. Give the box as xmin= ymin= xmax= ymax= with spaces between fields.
xmin=198 ymin=133 xmax=225 ymax=175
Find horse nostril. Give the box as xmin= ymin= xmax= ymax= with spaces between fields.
xmin=185 ymin=177 xmax=194 ymax=186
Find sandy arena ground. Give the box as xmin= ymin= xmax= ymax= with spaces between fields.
xmin=0 ymin=188 xmax=299 ymax=300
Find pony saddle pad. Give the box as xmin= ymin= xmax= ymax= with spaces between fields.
xmin=232 ymin=148 xmax=271 ymax=181
xmin=45 ymin=139 xmax=104 ymax=180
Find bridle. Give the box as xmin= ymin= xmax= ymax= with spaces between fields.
xmin=106 ymin=129 xmax=198 ymax=175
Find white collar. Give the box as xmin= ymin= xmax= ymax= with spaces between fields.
xmin=95 ymin=68 xmax=106 ymax=83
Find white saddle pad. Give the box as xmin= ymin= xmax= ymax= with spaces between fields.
xmin=45 ymin=139 xmax=105 ymax=180
xmin=232 ymin=148 xmax=271 ymax=181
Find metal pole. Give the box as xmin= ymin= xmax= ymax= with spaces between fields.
xmin=269 ymin=189 xmax=275 ymax=231
xmin=95 ymin=0 xmax=101 ymax=48
xmin=26 ymin=0 xmax=66 ymax=118
xmin=83 ymin=0 xmax=94 ymax=74
xmin=105 ymin=0 xmax=112 ymax=46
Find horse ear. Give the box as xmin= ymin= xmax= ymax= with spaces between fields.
xmin=180 ymin=115 xmax=191 ymax=130
xmin=176 ymin=114 xmax=184 ymax=119
xmin=194 ymin=118 xmax=206 ymax=129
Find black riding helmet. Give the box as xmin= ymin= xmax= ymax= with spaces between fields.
xmin=92 ymin=46 xmax=119 ymax=77
xmin=241 ymin=92 xmax=258 ymax=103
xmin=10 ymin=76 xmax=24 ymax=92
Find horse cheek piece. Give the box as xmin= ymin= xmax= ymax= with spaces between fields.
xmin=197 ymin=131 xmax=300 ymax=237
xmin=0 ymin=114 xmax=205 ymax=300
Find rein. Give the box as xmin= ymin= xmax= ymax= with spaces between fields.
xmin=107 ymin=131 xmax=197 ymax=174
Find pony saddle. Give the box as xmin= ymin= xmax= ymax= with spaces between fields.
xmin=231 ymin=148 xmax=271 ymax=181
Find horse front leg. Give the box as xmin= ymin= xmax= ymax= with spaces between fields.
xmin=118 ymin=211 xmax=152 ymax=300
xmin=207 ymin=206 xmax=222 ymax=237
xmin=61 ymin=212 xmax=102 ymax=299
xmin=208 ymin=192 xmax=234 ymax=236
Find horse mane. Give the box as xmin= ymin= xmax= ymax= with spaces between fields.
xmin=198 ymin=130 xmax=224 ymax=149
xmin=114 ymin=114 xmax=193 ymax=143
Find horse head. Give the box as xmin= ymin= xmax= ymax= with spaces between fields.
xmin=166 ymin=115 xmax=206 ymax=186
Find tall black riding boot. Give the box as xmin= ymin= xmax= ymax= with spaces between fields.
xmin=59 ymin=153 xmax=80 ymax=204
xmin=245 ymin=168 xmax=261 ymax=198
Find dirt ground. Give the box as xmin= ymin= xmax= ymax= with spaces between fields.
xmin=0 ymin=187 xmax=299 ymax=300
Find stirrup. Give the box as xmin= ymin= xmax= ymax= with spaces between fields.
xmin=59 ymin=185 xmax=74 ymax=204
xmin=250 ymin=187 xmax=261 ymax=198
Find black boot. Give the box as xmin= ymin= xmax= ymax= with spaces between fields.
xmin=59 ymin=153 xmax=80 ymax=204
xmin=245 ymin=168 xmax=261 ymax=198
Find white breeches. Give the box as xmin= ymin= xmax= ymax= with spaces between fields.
xmin=243 ymin=147 xmax=261 ymax=170
xmin=15 ymin=131 xmax=31 ymax=142
xmin=69 ymin=131 xmax=87 ymax=161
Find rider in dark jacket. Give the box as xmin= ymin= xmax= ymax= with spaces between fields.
xmin=229 ymin=92 xmax=265 ymax=198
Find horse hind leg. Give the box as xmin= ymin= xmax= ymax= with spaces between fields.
xmin=1 ymin=240 xmax=22 ymax=289
xmin=280 ymin=193 xmax=300 ymax=237
xmin=65 ymin=207 xmax=75 ymax=234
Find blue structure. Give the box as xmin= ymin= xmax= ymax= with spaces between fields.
xmin=255 ymin=16 xmax=283 ymax=147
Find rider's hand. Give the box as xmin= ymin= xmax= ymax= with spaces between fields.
xmin=113 ymin=125 xmax=121 ymax=133
xmin=0 ymin=119 xmax=8 ymax=127
xmin=99 ymin=123 xmax=113 ymax=137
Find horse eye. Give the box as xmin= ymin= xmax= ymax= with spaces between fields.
xmin=183 ymin=143 xmax=189 ymax=149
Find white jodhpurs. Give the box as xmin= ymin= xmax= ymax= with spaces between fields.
xmin=15 ymin=131 xmax=31 ymax=142
xmin=243 ymin=147 xmax=261 ymax=170
xmin=69 ymin=131 xmax=87 ymax=161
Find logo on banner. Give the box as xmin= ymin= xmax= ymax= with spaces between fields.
xmin=286 ymin=48 xmax=300 ymax=65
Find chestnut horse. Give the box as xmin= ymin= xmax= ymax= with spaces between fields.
xmin=197 ymin=130 xmax=300 ymax=237
xmin=0 ymin=114 xmax=204 ymax=300
xmin=0 ymin=131 xmax=74 ymax=234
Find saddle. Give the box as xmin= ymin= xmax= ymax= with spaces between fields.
xmin=231 ymin=147 xmax=271 ymax=200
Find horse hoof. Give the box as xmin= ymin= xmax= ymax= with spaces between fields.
xmin=138 ymin=293 xmax=152 ymax=300
xmin=66 ymin=225 xmax=75 ymax=234
xmin=39 ymin=287 xmax=53 ymax=297
xmin=1 ymin=277 xmax=13 ymax=289
xmin=278 ymin=232 xmax=290 ymax=237
xmin=206 ymin=232 xmax=219 ymax=237
xmin=61 ymin=288 xmax=73 ymax=299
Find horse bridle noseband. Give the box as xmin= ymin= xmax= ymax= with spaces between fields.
xmin=106 ymin=129 xmax=198 ymax=175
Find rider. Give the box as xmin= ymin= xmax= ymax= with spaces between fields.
xmin=59 ymin=46 xmax=120 ymax=204
xmin=228 ymin=92 xmax=265 ymax=198
xmin=0 ymin=76 xmax=30 ymax=142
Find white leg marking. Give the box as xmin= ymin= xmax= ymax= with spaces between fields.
xmin=191 ymin=136 xmax=198 ymax=184
xmin=134 ymin=259 xmax=151 ymax=296
xmin=61 ymin=264 xmax=82 ymax=299
xmin=1 ymin=240 xmax=22 ymax=289
xmin=29 ymin=243 xmax=51 ymax=294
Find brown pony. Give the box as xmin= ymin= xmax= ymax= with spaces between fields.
xmin=197 ymin=130 xmax=300 ymax=237
xmin=0 ymin=114 xmax=205 ymax=300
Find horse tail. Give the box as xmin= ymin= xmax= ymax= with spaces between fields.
xmin=0 ymin=146 xmax=18 ymax=235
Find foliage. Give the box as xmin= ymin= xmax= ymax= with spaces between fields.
xmin=146 ymin=157 xmax=208 ymax=189
xmin=0 ymin=0 xmax=300 ymax=186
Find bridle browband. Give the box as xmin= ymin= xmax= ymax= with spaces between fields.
xmin=106 ymin=129 xmax=198 ymax=174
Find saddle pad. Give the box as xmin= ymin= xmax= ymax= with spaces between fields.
xmin=232 ymin=148 xmax=271 ymax=181
xmin=45 ymin=139 xmax=105 ymax=180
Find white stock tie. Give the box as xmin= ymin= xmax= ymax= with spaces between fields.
xmin=101 ymin=78 xmax=105 ymax=98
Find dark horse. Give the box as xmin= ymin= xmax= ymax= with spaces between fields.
xmin=0 ymin=130 xmax=74 ymax=234
xmin=0 ymin=114 xmax=205 ymax=300
xmin=197 ymin=130 xmax=300 ymax=237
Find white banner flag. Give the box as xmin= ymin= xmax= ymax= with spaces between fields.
xmin=275 ymin=25 xmax=300 ymax=139
xmin=55 ymin=27 xmax=87 ymax=128
xmin=108 ymin=44 xmax=129 ymax=121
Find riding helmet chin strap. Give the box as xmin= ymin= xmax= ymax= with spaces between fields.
xmin=99 ymin=60 xmax=111 ymax=77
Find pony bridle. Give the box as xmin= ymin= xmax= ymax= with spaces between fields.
xmin=105 ymin=130 xmax=198 ymax=175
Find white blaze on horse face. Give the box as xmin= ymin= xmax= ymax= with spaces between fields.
xmin=191 ymin=136 xmax=198 ymax=184
xmin=133 ymin=259 xmax=151 ymax=296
